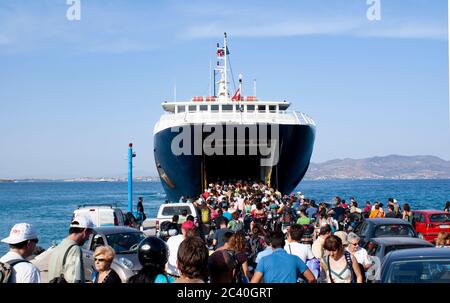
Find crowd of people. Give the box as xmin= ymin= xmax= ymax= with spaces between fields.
xmin=1 ymin=180 xmax=449 ymax=283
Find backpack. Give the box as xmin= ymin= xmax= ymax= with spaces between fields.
xmin=48 ymin=244 xmax=78 ymax=283
xmin=0 ymin=259 xmax=30 ymax=283
xmin=225 ymin=249 xmax=246 ymax=283
xmin=201 ymin=208 xmax=211 ymax=224
xmin=230 ymin=220 xmax=244 ymax=232
xmin=247 ymin=236 xmax=264 ymax=266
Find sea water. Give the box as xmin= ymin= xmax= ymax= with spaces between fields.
xmin=0 ymin=179 xmax=449 ymax=255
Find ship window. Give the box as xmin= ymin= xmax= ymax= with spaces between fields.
xmin=211 ymin=105 xmax=219 ymax=112
xmin=222 ymin=104 xmax=233 ymax=111
xmin=178 ymin=105 xmax=185 ymax=113
xmin=258 ymin=105 xmax=266 ymax=112
xmin=188 ymin=105 xmax=197 ymax=112
xmin=199 ymin=105 xmax=208 ymax=111
xmin=269 ymin=105 xmax=276 ymax=113
xmin=247 ymin=105 xmax=255 ymax=112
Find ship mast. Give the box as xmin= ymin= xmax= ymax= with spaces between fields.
xmin=216 ymin=32 xmax=229 ymax=102
xmin=223 ymin=32 xmax=228 ymax=100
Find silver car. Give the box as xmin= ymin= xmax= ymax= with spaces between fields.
xmin=82 ymin=226 xmax=145 ymax=282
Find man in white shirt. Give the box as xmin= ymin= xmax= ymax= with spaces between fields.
xmin=284 ymin=224 xmax=314 ymax=263
xmin=1 ymin=223 xmax=41 ymax=283
xmin=347 ymin=232 xmax=372 ymax=270
xmin=165 ymin=220 xmax=195 ymax=277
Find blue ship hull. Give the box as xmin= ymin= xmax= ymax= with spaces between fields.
xmin=154 ymin=123 xmax=315 ymax=202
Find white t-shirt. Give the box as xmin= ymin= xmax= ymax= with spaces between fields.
xmin=284 ymin=241 xmax=314 ymax=263
xmin=0 ymin=251 xmax=41 ymax=283
xmin=165 ymin=234 xmax=185 ymax=276
xmin=347 ymin=247 xmax=371 ymax=266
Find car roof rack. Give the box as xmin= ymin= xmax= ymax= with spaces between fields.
xmin=77 ymin=203 xmax=118 ymax=209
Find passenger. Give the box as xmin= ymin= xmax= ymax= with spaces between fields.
xmin=347 ymin=232 xmax=372 ymax=280
xmin=227 ymin=211 xmax=241 ymax=231
xmin=128 ymin=236 xmax=174 ymax=283
xmin=228 ymin=231 xmax=252 ymax=282
xmin=92 ymin=245 xmax=121 ymax=283
xmin=213 ymin=208 xmax=228 ymax=227
xmin=385 ymin=205 xmax=397 ymax=218
xmin=284 ymin=224 xmax=314 ymax=264
xmin=166 ymin=220 xmax=196 ymax=277
xmin=363 ymin=201 xmax=372 ymax=214
xmin=306 ymin=201 xmax=318 ymax=219
xmin=296 ymin=209 xmax=311 ymax=225
xmin=312 ymin=225 xmax=332 ymax=260
xmin=215 ymin=231 xmax=234 ymax=251
xmin=378 ymin=203 xmax=385 ymax=217
xmin=222 ymin=205 xmax=233 ymax=222
xmin=435 ymin=232 xmax=449 ymax=248
xmin=371 ymin=201 xmax=379 ymax=211
xmin=350 ymin=201 xmax=361 ymax=214
xmin=212 ymin=218 xmax=234 ymax=249
xmin=254 ymin=233 xmax=273 ymax=265
xmin=133 ymin=197 xmax=146 ymax=226
xmin=402 ymin=203 xmax=413 ymax=223
xmin=178 ymin=209 xmax=188 ymax=224
xmin=444 ymin=201 xmax=450 ymax=213
xmin=48 ymin=215 xmax=94 ymax=283
xmin=250 ymin=231 xmax=316 ymax=283
xmin=369 ymin=204 xmax=384 ymax=218
xmin=208 ymin=250 xmax=236 ymax=283
xmin=175 ymin=236 xmax=209 ymax=283
xmin=321 ymin=235 xmax=363 ymax=283
xmin=0 ymin=223 xmax=41 ymax=283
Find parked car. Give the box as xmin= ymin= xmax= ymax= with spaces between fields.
xmin=412 ymin=210 xmax=450 ymax=243
xmin=379 ymin=247 xmax=450 ymax=283
xmin=143 ymin=202 xmax=198 ymax=235
xmin=353 ymin=218 xmax=417 ymax=247
xmin=81 ymin=226 xmax=145 ymax=282
xmin=364 ymin=237 xmax=434 ymax=281
xmin=73 ymin=204 xmax=126 ymax=227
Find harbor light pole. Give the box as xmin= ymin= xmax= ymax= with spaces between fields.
xmin=128 ymin=143 xmax=136 ymax=213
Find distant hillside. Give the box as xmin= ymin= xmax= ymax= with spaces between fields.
xmin=304 ymin=155 xmax=450 ymax=180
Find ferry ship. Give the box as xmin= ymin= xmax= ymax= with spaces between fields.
xmin=153 ymin=33 xmax=316 ymax=202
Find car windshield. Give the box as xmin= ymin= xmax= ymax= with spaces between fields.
xmin=429 ymin=213 xmax=450 ymax=223
xmin=384 ymin=245 xmax=432 ymax=256
xmin=388 ymin=259 xmax=450 ymax=283
xmin=162 ymin=206 xmax=192 ymax=216
xmin=105 ymin=232 xmax=145 ymax=254
xmin=374 ymin=224 xmax=415 ymax=237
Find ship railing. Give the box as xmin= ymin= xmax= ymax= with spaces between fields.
xmin=157 ymin=110 xmax=316 ymax=126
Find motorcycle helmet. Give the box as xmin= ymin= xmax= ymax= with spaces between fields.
xmin=137 ymin=236 xmax=169 ymax=269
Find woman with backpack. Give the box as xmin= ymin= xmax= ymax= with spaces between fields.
xmin=228 ymin=231 xmax=252 ymax=283
xmin=321 ymin=235 xmax=363 ymax=283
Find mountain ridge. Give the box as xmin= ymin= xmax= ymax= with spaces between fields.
xmin=304 ymin=155 xmax=450 ymax=180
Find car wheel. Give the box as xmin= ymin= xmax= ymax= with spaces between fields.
xmin=417 ymin=233 xmax=424 ymax=239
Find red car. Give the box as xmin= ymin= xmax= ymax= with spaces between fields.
xmin=412 ymin=210 xmax=450 ymax=243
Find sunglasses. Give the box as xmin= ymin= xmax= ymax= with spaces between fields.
xmin=29 ymin=239 xmax=39 ymax=244
xmin=350 ymin=242 xmax=359 ymax=246
xmin=94 ymin=258 xmax=106 ymax=262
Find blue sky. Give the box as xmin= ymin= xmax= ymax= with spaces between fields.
xmin=0 ymin=0 xmax=449 ymax=178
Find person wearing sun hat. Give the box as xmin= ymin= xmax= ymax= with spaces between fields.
xmin=47 ymin=215 xmax=94 ymax=283
xmin=0 ymin=223 xmax=41 ymax=283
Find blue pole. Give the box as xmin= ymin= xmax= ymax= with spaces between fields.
xmin=128 ymin=143 xmax=133 ymax=213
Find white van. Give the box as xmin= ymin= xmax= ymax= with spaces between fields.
xmin=72 ymin=204 xmax=126 ymax=227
